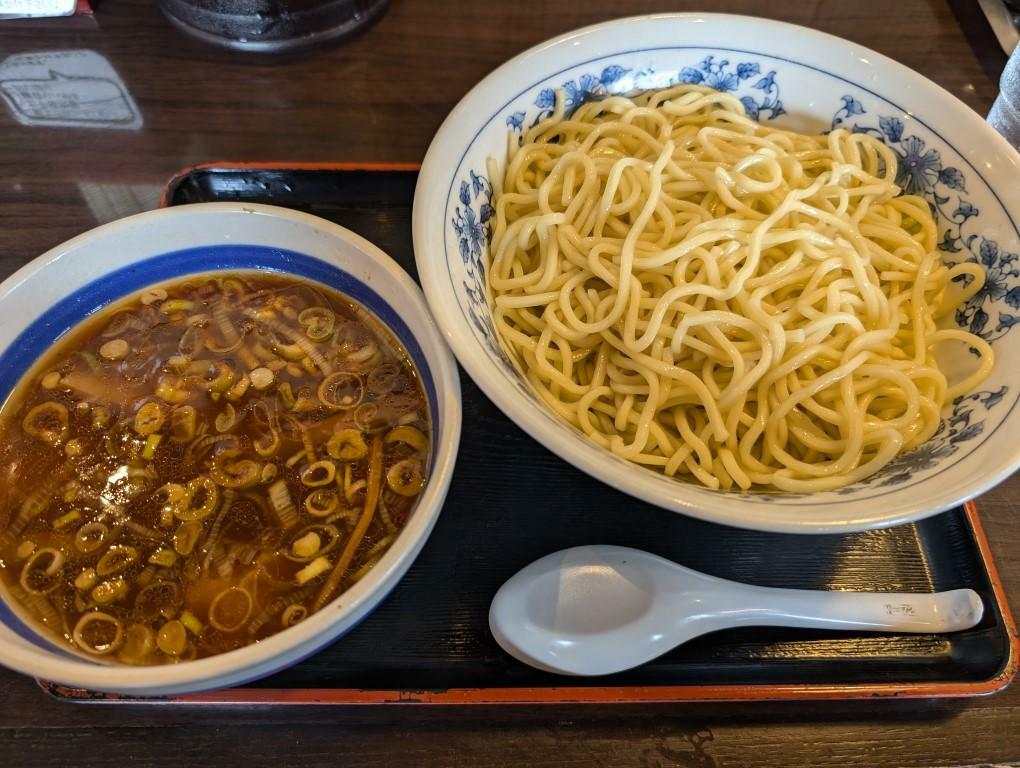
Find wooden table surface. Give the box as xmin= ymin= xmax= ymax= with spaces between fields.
xmin=0 ymin=1 xmax=1017 ymax=765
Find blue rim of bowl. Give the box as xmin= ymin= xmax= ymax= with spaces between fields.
xmin=440 ymin=41 xmax=1020 ymax=507
xmin=0 ymin=243 xmax=439 ymax=656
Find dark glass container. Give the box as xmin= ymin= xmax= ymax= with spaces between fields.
xmin=158 ymin=0 xmax=389 ymax=53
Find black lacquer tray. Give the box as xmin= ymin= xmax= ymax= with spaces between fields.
xmin=42 ymin=163 xmax=1017 ymax=705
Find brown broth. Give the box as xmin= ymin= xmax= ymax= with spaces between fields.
xmin=0 ymin=272 xmax=430 ymax=664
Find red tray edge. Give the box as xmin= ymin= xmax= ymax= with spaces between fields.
xmin=42 ymin=163 xmax=1013 ymax=706
xmin=39 ymin=499 xmax=1018 ymax=705
xmin=158 ymin=161 xmax=422 ymax=208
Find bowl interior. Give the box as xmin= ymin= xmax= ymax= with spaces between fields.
xmin=0 ymin=247 xmax=441 ymax=441
xmin=420 ymin=14 xmax=1020 ymax=531
xmin=0 ymin=204 xmax=459 ymax=693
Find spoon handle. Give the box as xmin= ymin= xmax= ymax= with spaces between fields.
xmin=724 ymin=585 xmax=983 ymax=633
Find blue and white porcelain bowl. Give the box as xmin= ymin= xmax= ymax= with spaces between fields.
xmin=413 ymin=13 xmax=1020 ymax=534
xmin=0 ymin=203 xmax=461 ymax=694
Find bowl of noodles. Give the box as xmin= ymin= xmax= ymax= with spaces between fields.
xmin=413 ymin=13 xmax=1020 ymax=533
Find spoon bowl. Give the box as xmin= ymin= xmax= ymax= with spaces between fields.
xmin=489 ymin=546 xmax=984 ymax=676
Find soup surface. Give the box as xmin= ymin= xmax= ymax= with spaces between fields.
xmin=0 ymin=272 xmax=429 ymax=664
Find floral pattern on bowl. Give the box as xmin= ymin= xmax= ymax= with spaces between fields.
xmin=826 ymin=95 xmax=1018 ymax=491
xmin=418 ymin=16 xmax=1020 ymax=531
xmin=447 ymin=54 xmax=1019 ymax=495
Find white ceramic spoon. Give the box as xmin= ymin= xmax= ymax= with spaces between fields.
xmin=488 ymin=545 xmax=984 ymax=676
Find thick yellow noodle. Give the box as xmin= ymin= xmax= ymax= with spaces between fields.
xmin=486 ymin=85 xmax=994 ymax=492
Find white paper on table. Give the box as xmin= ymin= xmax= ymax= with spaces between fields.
xmin=0 ymin=49 xmax=142 ymax=130
xmin=0 ymin=0 xmax=77 ymax=19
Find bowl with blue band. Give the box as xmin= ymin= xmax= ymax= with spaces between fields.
xmin=0 ymin=202 xmax=461 ymax=695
